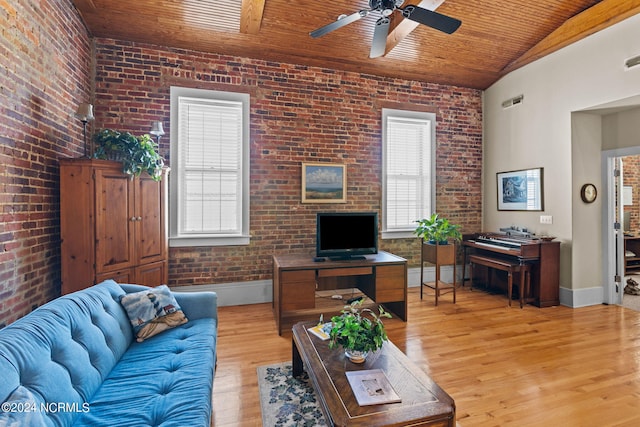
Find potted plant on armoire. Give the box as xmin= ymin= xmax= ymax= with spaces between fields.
xmin=414 ymin=214 xmax=462 ymax=305
xmin=59 ymin=129 xmax=168 ymax=295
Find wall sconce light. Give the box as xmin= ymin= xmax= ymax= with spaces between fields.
xmin=74 ymin=103 xmax=94 ymax=158
xmin=150 ymin=121 xmax=165 ymax=144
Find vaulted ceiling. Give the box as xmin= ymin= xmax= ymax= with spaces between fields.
xmin=72 ymin=0 xmax=640 ymax=89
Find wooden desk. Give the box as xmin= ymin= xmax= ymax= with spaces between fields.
xmin=292 ymin=322 xmax=456 ymax=426
xmin=273 ymin=251 xmax=407 ymax=335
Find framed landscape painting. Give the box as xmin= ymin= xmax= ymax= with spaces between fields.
xmin=497 ymin=167 xmax=544 ymax=211
xmin=302 ymin=162 xmax=346 ymax=203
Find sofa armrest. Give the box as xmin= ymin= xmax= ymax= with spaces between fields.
xmin=172 ymin=291 xmax=218 ymax=322
xmin=118 ymin=284 xmax=218 ymax=322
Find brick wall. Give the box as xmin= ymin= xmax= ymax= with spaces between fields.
xmin=0 ymin=0 xmax=482 ymax=326
xmin=93 ymin=39 xmax=483 ymax=287
xmin=0 ymin=0 xmax=91 ymax=326
xmin=623 ymin=155 xmax=640 ymax=232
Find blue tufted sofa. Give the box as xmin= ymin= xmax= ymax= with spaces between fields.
xmin=0 ymin=280 xmax=218 ymax=426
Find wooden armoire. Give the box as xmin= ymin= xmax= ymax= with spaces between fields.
xmin=59 ymin=158 xmax=169 ymax=294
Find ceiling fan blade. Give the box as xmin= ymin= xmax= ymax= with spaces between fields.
xmin=310 ymin=10 xmax=369 ymax=38
xmin=401 ymin=5 xmax=461 ymax=34
xmin=369 ymin=16 xmax=390 ymax=58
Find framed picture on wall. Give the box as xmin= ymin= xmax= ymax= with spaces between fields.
xmin=302 ymin=162 xmax=346 ymax=203
xmin=497 ymin=167 xmax=544 ymax=211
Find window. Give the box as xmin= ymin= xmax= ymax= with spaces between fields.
xmin=382 ymin=108 xmax=435 ymax=239
xmin=169 ymin=87 xmax=250 ymax=247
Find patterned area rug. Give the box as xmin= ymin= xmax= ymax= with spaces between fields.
xmin=257 ymin=362 xmax=328 ymax=427
xmin=258 ymin=362 xmax=462 ymax=427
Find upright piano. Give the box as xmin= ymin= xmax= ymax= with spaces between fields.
xmin=463 ymin=233 xmax=560 ymax=307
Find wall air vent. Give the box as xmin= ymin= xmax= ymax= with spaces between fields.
xmin=625 ymin=55 xmax=640 ymax=69
xmin=501 ymin=94 xmax=524 ymax=109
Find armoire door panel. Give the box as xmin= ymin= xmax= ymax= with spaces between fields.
xmin=136 ymin=261 xmax=167 ymax=287
xmin=137 ymin=175 xmax=165 ymax=264
xmin=96 ymin=268 xmax=134 ymax=285
xmin=95 ymin=170 xmax=135 ymax=272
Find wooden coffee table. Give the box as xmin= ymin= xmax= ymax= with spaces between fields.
xmin=292 ymin=322 xmax=456 ymax=427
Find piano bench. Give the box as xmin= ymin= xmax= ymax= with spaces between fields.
xmin=468 ymin=254 xmax=532 ymax=308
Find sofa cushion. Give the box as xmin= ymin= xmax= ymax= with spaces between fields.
xmin=119 ymin=285 xmax=188 ymax=342
xmin=0 ymin=280 xmax=131 ymax=426
xmin=72 ymin=317 xmax=217 ymax=427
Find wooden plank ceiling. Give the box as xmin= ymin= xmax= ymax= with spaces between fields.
xmin=72 ymin=0 xmax=640 ymax=89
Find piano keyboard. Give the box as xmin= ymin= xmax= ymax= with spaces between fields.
xmin=474 ymin=237 xmax=522 ymax=250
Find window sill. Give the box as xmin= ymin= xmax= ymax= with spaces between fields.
xmin=381 ymin=230 xmax=416 ymax=240
xmin=169 ymin=235 xmax=250 ymax=247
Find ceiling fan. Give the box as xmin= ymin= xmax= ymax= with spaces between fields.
xmin=309 ymin=0 xmax=461 ymax=58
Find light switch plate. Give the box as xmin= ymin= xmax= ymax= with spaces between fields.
xmin=540 ymin=215 xmax=553 ymax=225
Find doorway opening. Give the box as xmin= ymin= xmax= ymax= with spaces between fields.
xmin=619 ymin=154 xmax=640 ymax=311
xmin=603 ymin=148 xmax=640 ymax=310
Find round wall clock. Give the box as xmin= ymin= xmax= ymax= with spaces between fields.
xmin=580 ymin=183 xmax=597 ymax=203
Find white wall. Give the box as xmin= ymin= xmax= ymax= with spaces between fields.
xmin=603 ymin=108 xmax=640 ymax=150
xmin=483 ymin=13 xmax=640 ymax=306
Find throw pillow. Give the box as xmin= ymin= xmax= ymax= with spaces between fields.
xmin=119 ymin=285 xmax=188 ymax=342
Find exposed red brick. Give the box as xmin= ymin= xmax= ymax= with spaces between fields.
xmin=0 ymin=0 xmax=91 ymax=326
xmin=92 ymin=39 xmax=482 ymax=287
xmin=1 ymin=2 xmax=482 ymax=327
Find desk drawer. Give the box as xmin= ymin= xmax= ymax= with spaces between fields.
xmin=281 ymin=270 xmax=315 ymax=310
xmin=375 ymin=265 xmax=406 ymax=302
xmin=317 ymin=267 xmax=372 ymax=277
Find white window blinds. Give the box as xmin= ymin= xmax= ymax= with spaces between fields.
xmin=383 ymin=109 xmax=435 ymax=235
xmin=170 ymin=87 xmax=250 ymax=247
xmin=179 ymin=97 xmax=242 ymax=234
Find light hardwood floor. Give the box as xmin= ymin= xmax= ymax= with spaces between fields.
xmin=211 ymin=286 xmax=640 ymax=427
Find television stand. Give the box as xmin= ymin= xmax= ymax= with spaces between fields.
xmin=272 ymin=251 xmax=407 ymax=335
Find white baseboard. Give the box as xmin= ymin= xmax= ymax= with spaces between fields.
xmin=171 ymin=266 xmax=604 ymax=309
xmin=170 ymin=280 xmax=272 ymax=307
xmin=171 ymin=265 xmax=463 ymax=306
xmin=559 ymin=286 xmax=603 ymax=308
xmin=410 ymin=265 xmax=462 ymax=287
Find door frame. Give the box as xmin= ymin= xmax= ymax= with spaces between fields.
xmin=602 ymin=147 xmax=640 ymax=304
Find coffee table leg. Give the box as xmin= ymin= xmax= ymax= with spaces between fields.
xmin=292 ymin=335 xmax=303 ymax=377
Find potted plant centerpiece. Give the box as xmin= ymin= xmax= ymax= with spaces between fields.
xmin=93 ymin=129 xmax=165 ymax=181
xmin=328 ymin=300 xmax=392 ymax=363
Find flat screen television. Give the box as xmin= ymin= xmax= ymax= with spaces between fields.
xmin=316 ymin=212 xmax=378 ymax=260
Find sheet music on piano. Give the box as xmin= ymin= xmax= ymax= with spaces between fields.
xmin=499 ymin=225 xmax=532 ymax=238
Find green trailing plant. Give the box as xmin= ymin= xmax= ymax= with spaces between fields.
xmin=328 ymin=300 xmax=391 ymax=354
xmin=414 ymin=213 xmax=462 ymax=244
xmin=93 ymin=129 xmax=165 ymax=181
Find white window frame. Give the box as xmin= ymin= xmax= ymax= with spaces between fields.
xmin=381 ymin=108 xmax=436 ymax=239
xmin=169 ymin=86 xmax=250 ymax=247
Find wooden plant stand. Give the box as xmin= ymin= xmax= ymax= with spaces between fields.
xmin=420 ymin=240 xmax=456 ymax=305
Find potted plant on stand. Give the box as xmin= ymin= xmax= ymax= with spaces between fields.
xmin=328 ymin=300 xmax=392 ymax=363
xmin=414 ymin=213 xmax=462 ymax=245
xmin=414 ymin=213 xmax=462 ymax=304
xmin=93 ymin=129 xmax=165 ymax=181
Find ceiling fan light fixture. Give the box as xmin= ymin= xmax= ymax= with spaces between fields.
xmin=310 ymin=1 xmax=460 ymax=51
